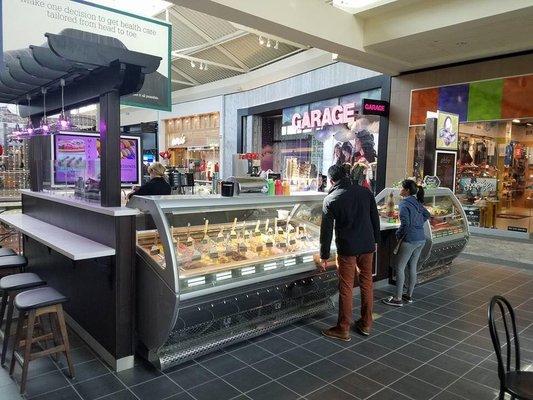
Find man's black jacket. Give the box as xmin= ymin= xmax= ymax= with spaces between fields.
xmin=320 ymin=177 xmax=381 ymax=259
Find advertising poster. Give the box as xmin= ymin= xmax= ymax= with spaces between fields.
xmin=1 ymin=0 xmax=171 ymax=110
xmin=436 ymin=111 xmax=459 ymax=150
xmin=54 ymin=133 xmax=140 ymax=185
xmin=434 ymin=150 xmax=457 ymax=191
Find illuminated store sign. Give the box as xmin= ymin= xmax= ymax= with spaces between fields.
xmin=291 ymin=103 xmax=356 ymax=129
xmin=362 ymin=99 xmax=389 ymax=117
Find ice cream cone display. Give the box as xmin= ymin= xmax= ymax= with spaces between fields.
xmin=136 ymin=207 xmax=324 ymax=281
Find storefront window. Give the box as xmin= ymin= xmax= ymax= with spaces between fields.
xmin=253 ymin=90 xmax=382 ymax=193
xmin=408 ymin=74 xmax=533 ymax=235
xmin=164 ymin=112 xmax=220 ymax=182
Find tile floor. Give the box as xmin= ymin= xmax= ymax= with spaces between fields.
xmin=1 ymin=257 xmax=532 ymax=400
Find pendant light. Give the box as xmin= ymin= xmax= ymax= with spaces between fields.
xmin=40 ymin=88 xmax=49 ymax=133
xmin=25 ymin=95 xmax=34 ymax=135
xmin=57 ymin=79 xmax=69 ymax=130
xmin=12 ymin=103 xmax=23 ymax=138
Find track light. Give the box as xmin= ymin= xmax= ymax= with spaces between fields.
xmin=190 ymin=60 xmax=195 ymax=68
xmin=258 ymin=36 xmax=265 ymax=46
xmin=266 ymin=39 xmax=271 ymax=48
xmin=199 ymin=62 xmax=204 ymax=71
xmin=274 ymin=40 xmax=279 ymax=49
xmin=204 ymin=63 xmax=208 ymax=71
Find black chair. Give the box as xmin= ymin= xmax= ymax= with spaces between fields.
xmin=488 ymin=295 xmax=533 ymax=400
xmin=0 ymin=248 xmax=16 ymax=257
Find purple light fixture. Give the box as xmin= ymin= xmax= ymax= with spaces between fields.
xmin=25 ymin=95 xmax=34 ymax=135
xmin=40 ymin=88 xmax=49 ymax=133
xmin=56 ymin=79 xmax=70 ymax=131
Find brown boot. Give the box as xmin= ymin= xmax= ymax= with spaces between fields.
xmin=354 ymin=320 xmax=370 ymax=336
xmin=322 ymin=327 xmax=351 ymax=342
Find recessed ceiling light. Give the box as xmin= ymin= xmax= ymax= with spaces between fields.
xmin=512 ymin=119 xmax=520 ymax=123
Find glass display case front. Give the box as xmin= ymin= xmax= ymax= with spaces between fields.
xmin=130 ymin=193 xmax=330 ymax=298
xmin=376 ymin=187 xmax=468 ymax=242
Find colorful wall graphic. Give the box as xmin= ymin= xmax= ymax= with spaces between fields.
xmin=410 ymin=74 xmax=533 ymax=125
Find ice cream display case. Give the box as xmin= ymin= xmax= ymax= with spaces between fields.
xmin=375 ymin=187 xmax=469 ymax=282
xmin=127 ymin=193 xmax=338 ymax=370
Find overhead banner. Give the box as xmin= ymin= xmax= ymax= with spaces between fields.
xmin=1 ymin=0 xmax=171 ymax=111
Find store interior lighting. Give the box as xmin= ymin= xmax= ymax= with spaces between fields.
xmin=259 ymin=36 xmax=279 ymax=49
xmin=512 ymin=119 xmax=521 ymax=123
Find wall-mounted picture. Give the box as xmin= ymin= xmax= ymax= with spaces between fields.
xmin=436 ymin=111 xmax=459 ymax=150
xmin=434 ymin=150 xmax=457 ymax=191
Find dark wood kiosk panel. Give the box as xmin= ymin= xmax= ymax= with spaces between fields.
xmin=0 ymin=29 xmax=161 ymax=370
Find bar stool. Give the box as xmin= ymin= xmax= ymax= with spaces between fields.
xmin=0 ymin=273 xmax=46 ymax=366
xmin=0 ymin=255 xmax=27 ymax=278
xmin=10 ymin=286 xmax=74 ymax=394
xmin=0 ymin=248 xmax=16 ymax=257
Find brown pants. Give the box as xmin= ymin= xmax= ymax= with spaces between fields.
xmin=337 ymin=253 xmax=374 ymax=332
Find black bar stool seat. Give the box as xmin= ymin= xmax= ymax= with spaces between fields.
xmin=0 ymin=273 xmax=46 ymax=367
xmin=0 ymin=248 xmax=16 ymax=257
xmin=0 ymin=273 xmax=45 ymax=291
xmin=0 ymin=255 xmax=27 ymax=275
xmin=506 ymin=371 xmax=533 ymax=399
xmin=10 ymin=286 xmax=74 ymax=394
xmin=14 ymin=286 xmax=68 ymax=311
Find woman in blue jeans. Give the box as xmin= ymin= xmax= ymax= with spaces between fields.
xmin=383 ymin=180 xmax=430 ymax=307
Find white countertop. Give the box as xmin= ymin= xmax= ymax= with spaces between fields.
xmin=380 ymin=221 xmax=400 ymax=230
xmin=0 ymin=213 xmax=116 ymax=260
xmin=21 ymin=190 xmax=139 ymax=217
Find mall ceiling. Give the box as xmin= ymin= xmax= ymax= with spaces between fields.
xmin=171 ymin=0 xmax=533 ymax=76
xmin=153 ymin=5 xmax=308 ymax=91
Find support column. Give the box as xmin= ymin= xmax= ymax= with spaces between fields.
xmin=99 ymin=90 xmax=121 ymax=207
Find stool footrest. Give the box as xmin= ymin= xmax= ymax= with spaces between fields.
xmin=29 ymin=345 xmax=66 ymax=361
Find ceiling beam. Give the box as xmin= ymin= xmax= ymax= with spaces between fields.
xmin=171 ymin=53 xmax=247 ymax=73
xmin=171 ymin=79 xmax=195 ymax=86
xmin=171 ymin=65 xmax=199 ymax=85
xmin=229 ymin=23 xmax=308 ymax=50
xmin=168 ymin=7 xmax=250 ymax=71
xmin=250 ymin=49 xmax=306 ymax=71
xmin=173 ymin=31 xmax=249 ymax=55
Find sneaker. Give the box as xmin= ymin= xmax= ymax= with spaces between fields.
xmin=322 ymin=327 xmax=351 ymax=342
xmin=382 ymin=296 xmax=403 ymax=307
xmin=354 ymin=320 xmax=370 ymax=336
xmin=402 ymin=294 xmax=413 ymax=303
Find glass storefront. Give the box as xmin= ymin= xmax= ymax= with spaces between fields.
xmin=408 ymin=74 xmax=533 ymax=235
xmin=250 ymin=89 xmax=383 ymax=193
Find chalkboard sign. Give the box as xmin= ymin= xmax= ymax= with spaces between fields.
xmin=434 ymin=151 xmax=457 ymax=191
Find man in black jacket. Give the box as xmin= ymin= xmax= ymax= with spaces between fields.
xmin=318 ymin=164 xmax=380 ymax=341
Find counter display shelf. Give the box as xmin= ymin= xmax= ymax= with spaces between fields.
xmin=376 ymin=187 xmax=469 ymax=282
xmin=128 ymin=193 xmax=338 ymax=370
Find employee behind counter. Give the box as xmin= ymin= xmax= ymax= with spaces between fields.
xmin=127 ymin=162 xmax=172 ymax=199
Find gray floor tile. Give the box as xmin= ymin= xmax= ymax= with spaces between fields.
xmin=303 ymin=337 xmax=344 ymax=357
xmin=247 ymin=381 xmax=299 ymax=400
xmin=201 ymin=354 xmax=247 ymax=377
xmin=279 ymin=348 xmax=318 ymax=368
xmin=257 ymin=336 xmax=296 ymax=354
xmin=253 ymin=356 xmax=297 ymax=379
xmin=306 ymin=384 xmax=357 ymax=400
xmin=115 ymin=361 xmax=162 ymax=387
xmin=73 ymin=373 xmax=125 ymax=400
xmin=463 ymin=367 xmax=500 ymax=390
xmin=28 ymin=386 xmax=82 ymax=399
xmin=98 ymin=390 xmax=139 ymax=400
xmin=447 ymin=378 xmax=499 ymax=400
xmin=328 ymin=349 xmax=372 ymax=371
xmin=333 ymin=372 xmax=383 ymax=399
xmin=396 ymin=343 xmax=440 ymax=362
xmin=357 ymin=361 xmax=404 ymax=385
xmin=130 ymin=375 xmax=182 ymax=400
xmin=349 ymin=342 xmax=389 ymax=359
xmin=278 ymin=369 xmax=327 ymax=396
xmin=379 ymin=351 xmax=423 ymax=373
xmin=20 ymin=370 xmax=70 ymax=399
xmin=231 ymin=344 xmax=273 ymax=364
xmin=370 ymin=333 xmax=409 ymax=350
xmin=167 ymin=364 xmax=216 ymax=390
xmin=429 ymin=354 xmax=475 ymax=376
xmin=367 ymin=387 xmax=411 ymax=400
xmin=188 ymin=378 xmax=241 ymax=400
xmin=304 ymin=358 xmax=351 ymax=382
xmin=410 ymin=364 xmax=459 ymax=389
xmin=390 ymin=375 xmax=441 ymax=400
xmin=223 ymin=367 xmax=270 ymax=393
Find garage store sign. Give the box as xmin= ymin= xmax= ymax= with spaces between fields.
xmin=291 ymin=102 xmax=356 ymax=129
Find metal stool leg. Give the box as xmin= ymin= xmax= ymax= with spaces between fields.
xmin=0 ymin=290 xmax=7 ymax=330
xmin=1 ymin=294 xmax=14 ymax=366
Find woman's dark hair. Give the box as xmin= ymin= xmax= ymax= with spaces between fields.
xmin=402 ymin=179 xmax=425 ymax=203
xmin=356 ymin=131 xmax=377 ymax=163
xmin=341 ymin=141 xmax=353 ymax=155
xmin=334 ymin=142 xmax=345 ymax=164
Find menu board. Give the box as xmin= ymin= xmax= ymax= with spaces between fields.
xmin=54 ymin=133 xmax=140 ymax=185
xmin=434 ymin=150 xmax=457 ymax=191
